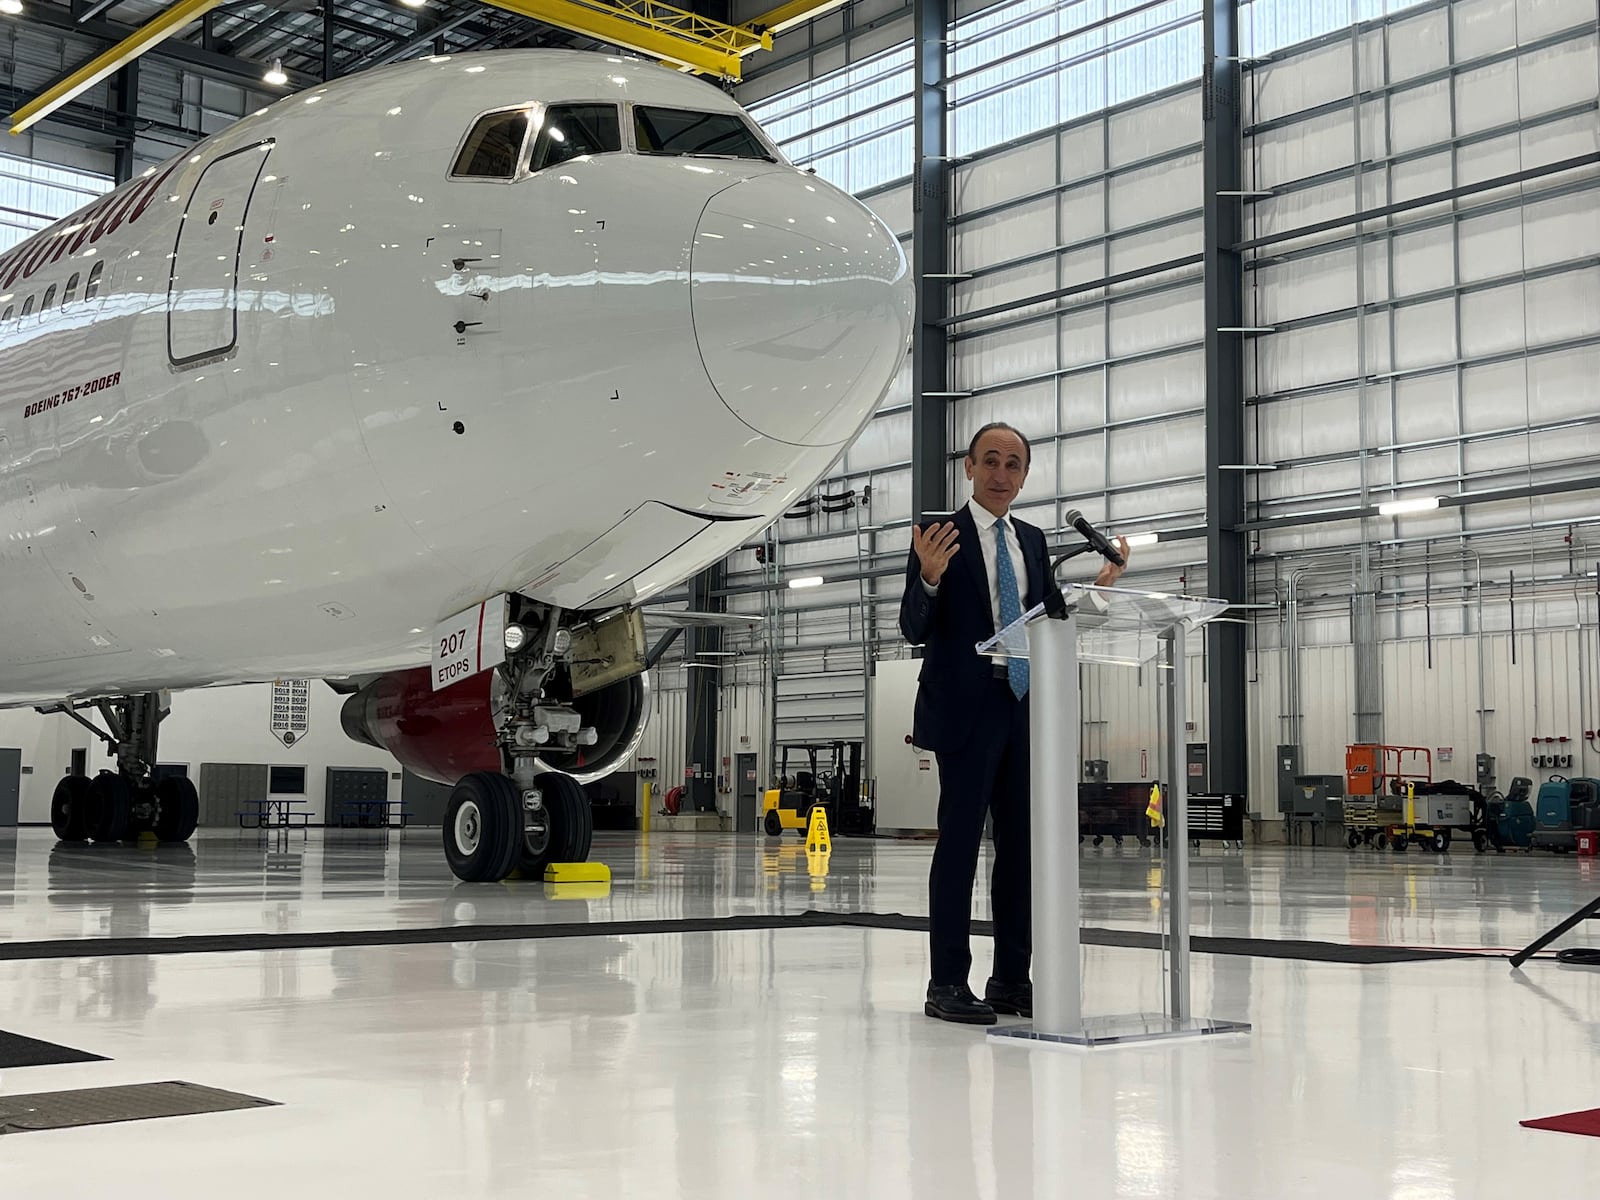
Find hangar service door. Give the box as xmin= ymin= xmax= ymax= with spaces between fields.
xmin=168 ymin=141 xmax=273 ymax=366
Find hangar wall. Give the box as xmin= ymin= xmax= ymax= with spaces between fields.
xmin=3 ymin=2 xmax=1597 ymax=830
xmin=0 ymin=683 xmax=400 ymax=825
xmin=717 ymin=0 xmax=1600 ymax=824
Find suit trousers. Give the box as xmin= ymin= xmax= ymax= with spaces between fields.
xmin=928 ymin=673 xmax=1032 ymax=987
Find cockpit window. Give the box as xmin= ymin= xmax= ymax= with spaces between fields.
xmin=632 ymin=106 xmax=773 ymax=161
xmin=451 ymin=109 xmax=532 ymax=179
xmin=528 ymin=104 xmax=622 ymax=173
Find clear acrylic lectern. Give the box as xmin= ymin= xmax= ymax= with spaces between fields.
xmin=977 ymin=584 xmax=1251 ymax=1049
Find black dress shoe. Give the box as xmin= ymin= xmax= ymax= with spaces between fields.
xmin=925 ymin=984 xmax=997 ymax=1025
xmin=985 ymin=978 xmax=1032 ymax=1018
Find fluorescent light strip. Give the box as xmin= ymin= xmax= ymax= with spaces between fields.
xmin=1376 ymin=495 xmax=1442 ymax=516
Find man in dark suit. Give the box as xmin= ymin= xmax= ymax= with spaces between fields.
xmin=900 ymin=422 xmax=1128 ymax=1024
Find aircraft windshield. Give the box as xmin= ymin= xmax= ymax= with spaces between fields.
xmin=452 ymin=109 xmax=532 ymax=179
xmin=632 ymin=106 xmax=773 ymax=161
xmin=529 ymin=104 xmax=622 ymax=172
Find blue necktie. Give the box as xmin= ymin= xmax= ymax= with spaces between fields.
xmin=993 ymin=521 xmax=1029 ymax=700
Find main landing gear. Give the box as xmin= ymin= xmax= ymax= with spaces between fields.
xmin=42 ymin=691 xmax=199 ymax=845
xmin=443 ymin=602 xmax=596 ymax=883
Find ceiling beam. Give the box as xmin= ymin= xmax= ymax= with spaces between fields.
xmin=14 ymin=4 xmax=321 ymax=94
xmin=11 ymin=0 xmax=231 ymax=135
xmin=360 ymin=8 xmax=488 ymax=69
xmin=743 ymin=0 xmax=849 ymax=39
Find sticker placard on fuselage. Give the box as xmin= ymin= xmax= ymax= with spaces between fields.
xmin=431 ymin=598 xmax=507 ymax=691
xmin=22 ymin=372 xmax=122 ymax=420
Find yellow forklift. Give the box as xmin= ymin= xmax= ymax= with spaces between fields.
xmin=762 ymin=742 xmax=869 ymax=837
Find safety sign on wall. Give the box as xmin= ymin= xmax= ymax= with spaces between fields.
xmin=270 ymin=680 xmax=310 ymax=747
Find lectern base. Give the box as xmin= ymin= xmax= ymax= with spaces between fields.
xmin=987 ymin=1012 xmax=1251 ymax=1049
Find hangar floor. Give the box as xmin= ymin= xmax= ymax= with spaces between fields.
xmin=1 ymin=828 xmax=1597 ymax=1198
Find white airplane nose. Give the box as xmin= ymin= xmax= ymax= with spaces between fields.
xmin=691 ymin=172 xmax=912 ymax=447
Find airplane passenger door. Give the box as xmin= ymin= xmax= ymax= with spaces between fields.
xmin=168 ymin=141 xmax=274 ymax=367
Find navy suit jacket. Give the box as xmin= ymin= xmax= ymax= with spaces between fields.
xmin=898 ymin=504 xmax=1057 ymax=754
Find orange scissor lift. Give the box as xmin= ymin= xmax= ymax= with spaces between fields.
xmin=1343 ymin=744 xmax=1437 ymax=851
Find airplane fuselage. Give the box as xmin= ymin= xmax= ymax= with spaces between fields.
xmin=0 ymin=51 xmax=911 ymax=706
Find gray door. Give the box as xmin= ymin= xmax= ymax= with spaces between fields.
xmin=736 ymin=753 xmax=759 ymax=833
xmin=401 ymin=771 xmax=451 ymax=827
xmin=0 ymin=748 xmax=20 ymax=826
xmin=199 ymin=763 xmax=269 ymax=827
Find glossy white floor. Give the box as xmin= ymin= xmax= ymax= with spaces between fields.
xmin=1 ymin=828 xmax=1598 ymax=1197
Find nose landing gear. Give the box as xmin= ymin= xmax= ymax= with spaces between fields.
xmin=442 ymin=603 xmax=597 ymax=883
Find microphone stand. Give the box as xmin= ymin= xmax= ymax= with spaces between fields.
xmin=1043 ymin=542 xmax=1098 ymax=619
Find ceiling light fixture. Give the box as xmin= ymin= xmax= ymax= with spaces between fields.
xmin=788 ymin=576 xmax=824 ymax=589
xmin=1377 ymin=495 xmax=1442 ymax=517
xmin=0 ymin=1 xmax=24 ymax=16
xmin=263 ymin=58 xmax=288 ymax=86
xmin=1122 ymin=532 xmax=1160 ymax=548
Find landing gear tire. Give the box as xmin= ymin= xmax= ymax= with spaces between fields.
xmin=444 ymin=772 xmax=521 ymax=883
xmin=517 ymin=771 xmax=593 ymax=878
xmin=51 ymin=776 xmax=93 ymax=842
xmin=88 ymin=772 xmax=132 ymax=843
xmin=765 ymin=810 xmax=783 ymax=837
xmin=153 ymin=776 xmax=200 ymax=843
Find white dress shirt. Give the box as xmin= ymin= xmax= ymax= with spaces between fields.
xmin=965 ymin=497 xmax=1030 ymax=634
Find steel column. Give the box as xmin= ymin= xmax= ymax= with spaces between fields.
xmin=1202 ymin=0 xmax=1247 ymax=797
xmin=111 ymin=57 xmax=138 ymax=185
xmin=910 ymin=0 xmax=949 ymax=521
xmin=685 ymin=563 xmax=726 ymax=814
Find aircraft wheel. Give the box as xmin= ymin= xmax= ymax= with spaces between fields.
xmin=517 ymin=771 xmax=593 ymax=877
xmin=153 ymin=776 xmax=200 ymax=843
xmin=765 ymin=810 xmax=783 ymax=837
xmin=444 ymin=772 xmax=520 ymax=883
xmin=87 ymin=772 xmax=133 ymax=842
xmin=51 ymin=776 xmax=93 ymax=842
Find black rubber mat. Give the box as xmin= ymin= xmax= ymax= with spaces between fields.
xmin=0 ymin=1031 xmax=107 ymax=1069
xmin=0 ymin=913 xmax=846 ymax=962
xmin=0 ymin=1081 xmax=275 ymax=1135
xmin=822 ymin=912 xmax=1474 ymax=964
xmin=0 ymin=910 xmax=1473 ymax=964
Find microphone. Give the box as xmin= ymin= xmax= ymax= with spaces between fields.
xmin=1063 ymin=509 xmax=1125 ymax=567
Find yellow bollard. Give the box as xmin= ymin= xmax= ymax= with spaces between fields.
xmin=641 ymin=781 xmax=651 ymax=836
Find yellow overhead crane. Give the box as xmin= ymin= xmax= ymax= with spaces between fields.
xmin=479 ymin=0 xmax=768 ymax=79
xmin=7 ymin=0 xmax=847 ymax=135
